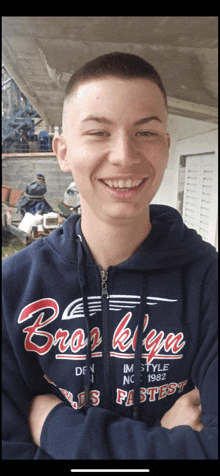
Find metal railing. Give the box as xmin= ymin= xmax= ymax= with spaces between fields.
xmin=2 ymin=64 xmax=54 ymax=154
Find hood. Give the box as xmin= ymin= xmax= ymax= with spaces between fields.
xmin=117 ymin=204 xmax=216 ymax=271
xmin=45 ymin=204 xmax=216 ymax=271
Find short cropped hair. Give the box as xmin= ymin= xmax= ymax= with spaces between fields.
xmin=63 ymin=52 xmax=167 ymax=109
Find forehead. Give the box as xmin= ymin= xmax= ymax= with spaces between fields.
xmin=63 ymin=77 xmax=167 ymax=128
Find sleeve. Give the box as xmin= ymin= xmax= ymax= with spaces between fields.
xmin=2 ymin=358 xmax=53 ymax=458
xmin=40 ymin=259 xmax=218 ymax=460
xmin=2 ymin=260 xmax=53 ymax=460
xmin=2 ymin=325 xmax=54 ymax=460
xmin=40 ymin=400 xmax=217 ymax=460
xmin=190 ymin=257 xmax=218 ymax=434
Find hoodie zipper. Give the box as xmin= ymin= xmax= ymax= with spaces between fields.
xmin=100 ymin=268 xmax=109 ymax=299
xmin=99 ymin=266 xmax=111 ymax=409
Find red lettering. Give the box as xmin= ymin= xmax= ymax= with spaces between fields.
xmin=116 ymin=388 xmax=127 ymax=404
xmin=43 ymin=374 xmax=57 ymax=386
xmin=143 ymin=314 xmax=149 ymax=332
xmin=126 ymin=389 xmax=134 ymax=406
xmin=140 ymin=387 xmax=147 ymax=403
xmin=113 ymin=313 xmax=132 ymax=352
xmin=70 ymin=399 xmax=77 ymax=409
xmin=158 ymin=384 xmax=168 ymax=400
xmin=178 ymin=380 xmax=188 ymax=393
xmin=132 ymin=315 xmax=149 ymax=351
xmin=90 ymin=390 xmax=100 ymax=406
xmin=78 ymin=390 xmax=100 ymax=408
xmin=60 ymin=388 xmax=69 ymax=399
xmin=19 ymin=301 xmax=185 ymax=364
xmin=18 ymin=298 xmax=59 ymax=323
xmin=147 ymin=387 xmax=159 ymax=402
xmin=164 ymin=333 xmax=185 ymax=353
xmin=54 ymin=328 xmax=71 ymax=352
xmin=22 ymin=313 xmax=54 ymax=354
xmin=71 ymin=329 xmax=87 ymax=353
xmin=144 ymin=330 xmax=165 ymax=364
xmin=113 ymin=314 xmax=150 ymax=353
xmin=114 ymin=382 xmax=187 ymax=407
xmin=132 ymin=326 xmax=138 ymax=351
xmin=18 ymin=298 xmax=59 ymax=355
xmin=78 ymin=391 xmax=85 ymax=409
xmin=59 ymin=388 xmax=77 ymax=409
xmin=167 ymin=382 xmax=177 ymax=395
xmin=54 ymin=326 xmax=101 ymax=354
xmin=90 ymin=327 xmax=102 ymax=352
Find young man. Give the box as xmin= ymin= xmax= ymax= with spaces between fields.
xmin=2 ymin=52 xmax=217 ymax=460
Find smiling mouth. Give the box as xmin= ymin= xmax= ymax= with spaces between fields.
xmin=100 ymin=178 xmax=146 ymax=191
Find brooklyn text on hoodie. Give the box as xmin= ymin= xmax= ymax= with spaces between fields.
xmin=2 ymin=205 xmax=218 ymax=459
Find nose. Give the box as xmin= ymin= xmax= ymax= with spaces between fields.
xmin=108 ymin=132 xmax=141 ymax=168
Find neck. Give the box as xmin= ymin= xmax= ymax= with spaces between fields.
xmin=80 ymin=206 xmax=152 ymax=271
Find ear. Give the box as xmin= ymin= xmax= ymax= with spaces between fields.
xmin=166 ymin=133 xmax=171 ymax=150
xmin=52 ymin=134 xmax=71 ymax=173
xmin=164 ymin=133 xmax=171 ymax=170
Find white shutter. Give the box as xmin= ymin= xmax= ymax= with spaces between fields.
xmin=182 ymin=153 xmax=218 ymax=246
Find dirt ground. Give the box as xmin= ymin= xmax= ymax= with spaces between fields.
xmin=2 ymin=203 xmax=26 ymax=260
xmin=1 ymin=202 xmax=66 ymax=260
xmin=2 ymin=229 xmax=26 ymax=260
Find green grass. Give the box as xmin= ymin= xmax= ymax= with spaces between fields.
xmin=2 ymin=243 xmax=25 ymax=260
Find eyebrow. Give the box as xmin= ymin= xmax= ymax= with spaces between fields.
xmin=134 ymin=116 xmax=162 ymax=126
xmin=81 ymin=115 xmax=114 ymax=125
xmin=80 ymin=115 xmax=162 ymax=126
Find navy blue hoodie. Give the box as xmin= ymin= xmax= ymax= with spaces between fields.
xmin=2 ymin=205 xmax=218 ymax=459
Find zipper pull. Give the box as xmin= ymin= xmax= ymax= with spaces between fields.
xmin=99 ymin=266 xmax=109 ymax=299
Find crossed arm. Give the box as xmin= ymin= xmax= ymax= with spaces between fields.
xmin=29 ymin=388 xmax=204 ymax=447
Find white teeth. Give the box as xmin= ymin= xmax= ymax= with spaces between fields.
xmin=103 ymin=178 xmax=144 ymax=189
xmin=118 ymin=180 xmax=124 ymax=189
xmin=126 ymin=179 xmax=132 ymax=188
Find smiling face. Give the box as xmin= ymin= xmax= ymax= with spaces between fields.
xmin=54 ymin=77 xmax=170 ymax=225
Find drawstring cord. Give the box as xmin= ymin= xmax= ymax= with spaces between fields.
xmin=133 ymin=274 xmax=147 ymax=420
xmin=76 ymin=230 xmax=147 ymax=418
xmin=76 ymin=234 xmax=91 ymax=409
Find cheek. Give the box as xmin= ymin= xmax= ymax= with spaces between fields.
xmin=66 ymin=144 xmax=92 ymax=175
xmin=66 ymin=151 xmax=100 ymax=199
xmin=148 ymin=141 xmax=169 ymax=170
xmin=73 ymin=153 xmax=106 ymax=188
xmin=146 ymin=152 xmax=168 ymax=175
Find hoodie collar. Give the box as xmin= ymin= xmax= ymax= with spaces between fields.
xmin=45 ymin=205 xmax=216 ymax=270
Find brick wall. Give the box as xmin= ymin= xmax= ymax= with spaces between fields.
xmin=2 ymin=153 xmax=73 ymax=209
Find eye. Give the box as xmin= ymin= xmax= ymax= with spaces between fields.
xmin=88 ymin=131 xmax=109 ymax=137
xmin=136 ymin=131 xmax=157 ymax=137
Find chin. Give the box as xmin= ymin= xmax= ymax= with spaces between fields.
xmin=100 ymin=203 xmax=149 ymax=222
